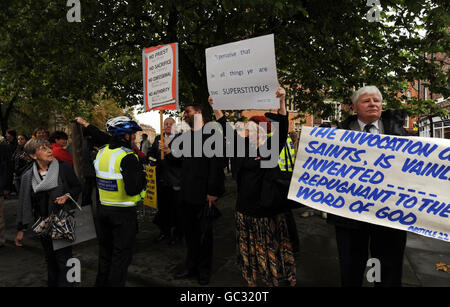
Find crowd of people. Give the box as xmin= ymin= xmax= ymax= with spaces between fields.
xmin=0 ymin=85 xmax=413 ymax=287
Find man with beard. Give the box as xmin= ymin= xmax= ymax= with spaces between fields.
xmin=159 ymin=104 xmax=224 ymax=285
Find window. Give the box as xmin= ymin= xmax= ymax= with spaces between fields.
xmin=403 ymin=116 xmax=409 ymax=129
xmin=444 ymin=127 xmax=450 ymax=139
xmin=322 ymin=101 xmax=341 ymax=123
xmin=286 ymin=98 xmax=296 ymax=112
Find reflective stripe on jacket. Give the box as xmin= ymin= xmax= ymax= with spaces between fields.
xmin=278 ymin=136 xmax=296 ymax=172
xmin=94 ymin=145 xmax=141 ymax=207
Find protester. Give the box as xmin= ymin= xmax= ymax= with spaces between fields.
xmin=327 ymin=85 xmax=411 ymax=287
xmin=148 ymin=117 xmax=183 ymax=245
xmin=161 ymin=104 xmax=224 ymax=286
xmin=15 ymin=138 xmax=81 ymax=286
xmin=0 ymin=138 xmax=13 ymax=248
xmin=90 ymin=116 xmax=146 ymax=287
xmin=12 ymin=134 xmax=32 ymax=192
xmin=49 ymin=131 xmax=73 ymax=167
xmin=140 ymin=133 xmax=151 ymax=156
xmin=210 ymin=86 xmax=296 ymax=287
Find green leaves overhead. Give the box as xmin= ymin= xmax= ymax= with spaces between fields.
xmin=0 ymin=0 xmax=448 ymax=134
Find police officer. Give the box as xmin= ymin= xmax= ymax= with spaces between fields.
xmin=94 ymin=116 xmax=146 ymax=287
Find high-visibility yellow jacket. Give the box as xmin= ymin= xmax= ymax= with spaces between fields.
xmin=278 ymin=135 xmax=296 ymax=172
xmin=94 ymin=145 xmax=141 ymax=207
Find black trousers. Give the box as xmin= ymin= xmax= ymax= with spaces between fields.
xmin=156 ymin=185 xmax=183 ymax=238
xmin=40 ymin=236 xmax=73 ymax=287
xmin=181 ymin=201 xmax=213 ymax=277
xmin=81 ymin=177 xmax=96 ymax=207
xmin=95 ymin=205 xmax=138 ymax=287
xmin=335 ymin=224 xmax=407 ymax=287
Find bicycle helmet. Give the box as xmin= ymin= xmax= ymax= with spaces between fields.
xmin=106 ymin=115 xmax=142 ymax=136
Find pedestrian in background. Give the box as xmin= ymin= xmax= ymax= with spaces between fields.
xmin=12 ymin=134 xmax=31 ymax=192
xmin=0 ymin=137 xmax=13 ymax=248
xmin=148 ymin=117 xmax=183 ymax=245
xmin=49 ymin=131 xmax=73 ymax=167
xmin=140 ymin=133 xmax=151 ymax=156
xmin=33 ymin=128 xmax=47 ymax=140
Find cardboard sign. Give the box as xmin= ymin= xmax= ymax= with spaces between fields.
xmin=206 ymin=34 xmax=279 ymax=110
xmin=143 ymin=165 xmax=157 ymax=209
xmin=288 ymin=126 xmax=450 ymax=242
xmin=142 ymin=43 xmax=178 ymax=111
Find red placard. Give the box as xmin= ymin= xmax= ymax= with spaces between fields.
xmin=142 ymin=43 xmax=178 ymax=111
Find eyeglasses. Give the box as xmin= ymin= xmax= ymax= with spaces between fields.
xmin=37 ymin=146 xmax=52 ymax=152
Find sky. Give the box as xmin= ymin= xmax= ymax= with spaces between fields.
xmin=133 ymin=106 xmax=179 ymax=134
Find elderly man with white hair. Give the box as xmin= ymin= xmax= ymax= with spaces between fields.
xmin=327 ymin=85 xmax=412 ymax=287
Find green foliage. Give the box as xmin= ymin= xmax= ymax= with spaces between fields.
xmin=1 ymin=0 xmax=448 ymax=135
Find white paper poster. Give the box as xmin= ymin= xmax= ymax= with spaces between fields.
xmin=206 ymin=34 xmax=279 ymax=110
xmin=142 ymin=43 xmax=178 ymax=111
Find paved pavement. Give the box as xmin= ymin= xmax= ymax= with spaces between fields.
xmin=0 ymin=173 xmax=449 ymax=287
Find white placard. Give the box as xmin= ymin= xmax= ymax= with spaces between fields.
xmin=288 ymin=126 xmax=450 ymax=242
xmin=142 ymin=43 xmax=178 ymax=111
xmin=206 ymin=34 xmax=279 ymax=110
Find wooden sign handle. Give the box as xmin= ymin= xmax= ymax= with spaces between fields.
xmin=160 ymin=111 xmax=165 ymax=160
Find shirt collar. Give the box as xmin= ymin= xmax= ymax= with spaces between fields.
xmin=357 ymin=119 xmax=380 ymax=132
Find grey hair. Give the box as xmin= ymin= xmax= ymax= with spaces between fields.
xmin=351 ymin=86 xmax=383 ymax=105
xmin=24 ymin=138 xmax=51 ymax=155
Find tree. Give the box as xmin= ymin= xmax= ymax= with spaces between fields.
xmin=0 ymin=0 xmax=105 ymax=135
xmin=2 ymin=0 xmax=448 ymax=133
xmin=92 ymin=0 xmax=449 ymax=120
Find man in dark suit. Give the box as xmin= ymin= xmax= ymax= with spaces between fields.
xmin=148 ymin=117 xmax=183 ymax=245
xmin=328 ymin=85 xmax=411 ymax=287
xmin=160 ymin=104 xmax=224 ymax=285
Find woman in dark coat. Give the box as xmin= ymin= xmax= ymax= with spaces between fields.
xmin=15 ymin=138 xmax=81 ymax=287
xmin=12 ymin=134 xmax=31 ymax=191
xmin=210 ymin=86 xmax=296 ymax=287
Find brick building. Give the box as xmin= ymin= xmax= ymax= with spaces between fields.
xmin=135 ymin=123 xmax=157 ymax=146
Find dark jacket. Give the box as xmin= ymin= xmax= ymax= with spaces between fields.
xmin=17 ymin=161 xmax=82 ymax=231
xmin=218 ymin=112 xmax=289 ymax=218
xmin=13 ymin=145 xmax=29 ymax=176
xmin=148 ymin=134 xmax=182 ymax=188
xmin=0 ymin=143 xmax=13 ymax=194
xmin=327 ymin=110 xmax=412 ymax=229
xmin=166 ymin=127 xmax=224 ymax=204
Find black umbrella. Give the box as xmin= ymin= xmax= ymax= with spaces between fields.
xmin=198 ymin=203 xmax=222 ymax=245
